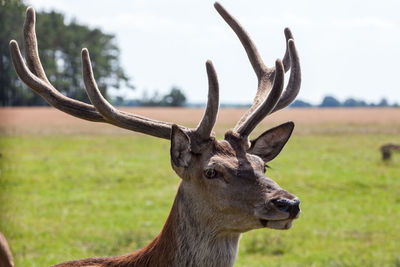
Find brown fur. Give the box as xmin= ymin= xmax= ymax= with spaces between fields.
xmin=0 ymin=232 xmax=14 ymax=267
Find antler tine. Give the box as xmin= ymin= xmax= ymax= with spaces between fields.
xmin=23 ymin=7 xmax=49 ymax=83
xmin=272 ymin=39 xmax=301 ymax=112
xmin=9 ymin=40 xmax=105 ymax=122
xmin=214 ymin=2 xmax=266 ymax=79
xmin=194 ymin=60 xmax=219 ymax=140
xmin=214 ymin=5 xmax=293 ymax=75
xmin=81 ymin=49 xmax=176 ymax=139
xmin=282 ymin=28 xmax=294 ymax=72
xmin=235 ymin=60 xmax=285 ymax=137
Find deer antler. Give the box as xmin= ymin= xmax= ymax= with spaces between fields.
xmin=9 ymin=7 xmax=219 ymax=142
xmin=214 ymin=3 xmax=301 ymax=138
xmin=10 ymin=4 xmax=300 ymax=143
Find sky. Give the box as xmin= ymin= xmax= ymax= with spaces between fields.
xmin=28 ymin=0 xmax=400 ymax=105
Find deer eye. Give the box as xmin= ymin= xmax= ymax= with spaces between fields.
xmin=204 ymin=168 xmax=217 ymax=179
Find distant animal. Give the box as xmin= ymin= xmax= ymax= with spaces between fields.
xmin=380 ymin=143 xmax=400 ymax=161
xmin=0 ymin=232 xmax=14 ymax=267
xmin=9 ymin=2 xmax=301 ymax=266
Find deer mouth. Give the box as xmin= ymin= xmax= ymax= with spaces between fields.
xmin=258 ymin=210 xmax=300 ymax=230
xmin=259 ymin=218 xmax=294 ymax=230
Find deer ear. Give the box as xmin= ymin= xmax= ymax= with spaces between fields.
xmin=170 ymin=125 xmax=192 ymax=168
xmin=248 ymin=122 xmax=294 ymax=162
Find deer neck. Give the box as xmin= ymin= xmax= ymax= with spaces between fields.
xmin=174 ymin=183 xmax=241 ymax=267
xmin=131 ymin=183 xmax=241 ymax=267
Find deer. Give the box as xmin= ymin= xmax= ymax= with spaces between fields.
xmin=9 ymin=2 xmax=301 ymax=267
xmin=380 ymin=143 xmax=400 ymax=161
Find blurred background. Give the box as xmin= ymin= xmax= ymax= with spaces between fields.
xmin=1 ymin=0 xmax=399 ymax=266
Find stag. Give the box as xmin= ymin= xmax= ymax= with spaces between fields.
xmin=10 ymin=3 xmax=301 ymax=266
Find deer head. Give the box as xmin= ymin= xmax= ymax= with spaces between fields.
xmin=10 ymin=2 xmax=301 ymax=266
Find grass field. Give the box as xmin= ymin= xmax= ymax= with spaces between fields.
xmin=1 ymin=107 xmax=400 ymax=266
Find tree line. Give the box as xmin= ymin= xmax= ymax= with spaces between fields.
xmin=114 ymin=87 xmax=187 ymax=107
xmin=291 ymin=96 xmax=397 ymax=108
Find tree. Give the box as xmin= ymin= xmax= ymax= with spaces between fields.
xmin=0 ymin=0 xmax=132 ymax=106
xmin=320 ymin=96 xmax=341 ymax=107
xmin=290 ymin=99 xmax=312 ymax=108
xmin=140 ymin=90 xmax=162 ymax=106
xmin=343 ymin=98 xmax=367 ymax=107
xmin=161 ymin=87 xmax=186 ymax=107
xmin=138 ymin=87 xmax=187 ymax=107
xmin=0 ymin=0 xmax=27 ymax=106
xmin=377 ymin=98 xmax=388 ymax=107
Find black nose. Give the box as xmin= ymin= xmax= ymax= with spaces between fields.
xmin=271 ymin=198 xmax=300 ymax=218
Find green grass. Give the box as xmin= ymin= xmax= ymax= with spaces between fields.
xmin=1 ymin=134 xmax=399 ymax=266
